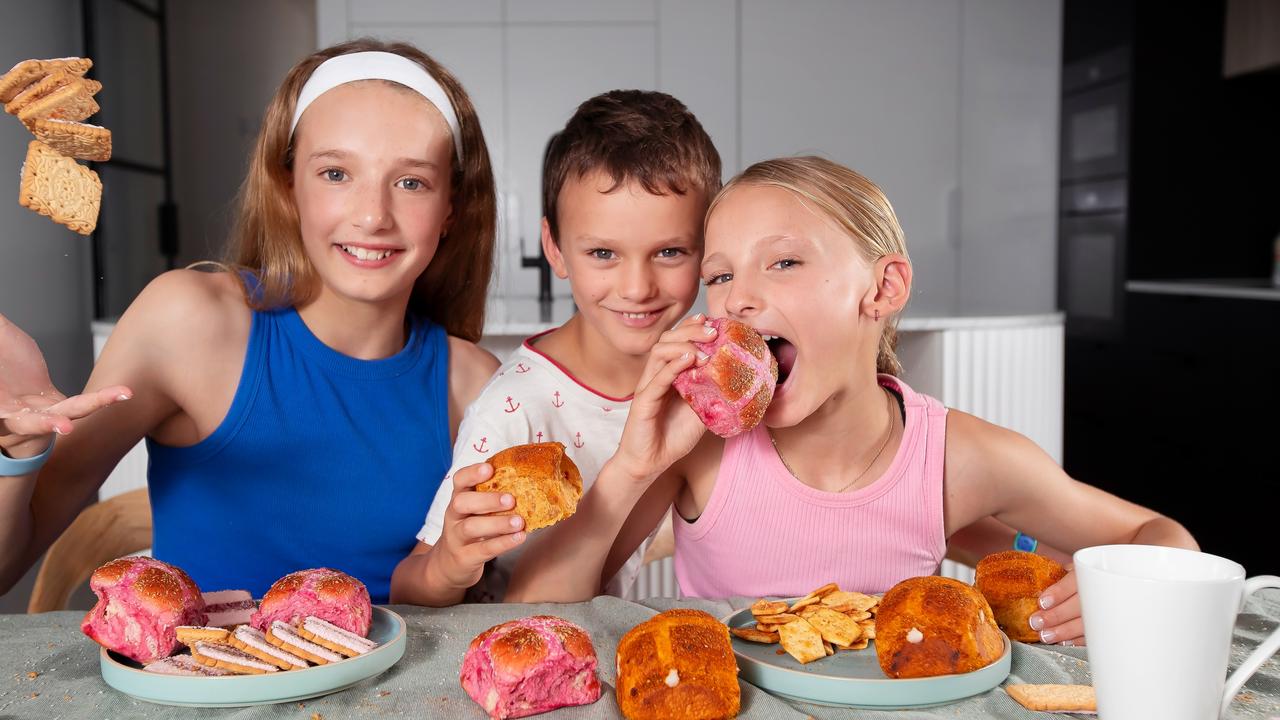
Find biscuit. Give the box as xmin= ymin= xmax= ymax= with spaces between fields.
xmin=5 ymin=69 xmax=99 ymax=115
xmin=730 ymin=626 xmax=779 ymax=643
xmin=0 ymin=57 xmax=91 ymax=103
xmin=174 ymin=625 xmax=230 ymax=647
xmin=16 ymin=77 xmax=100 ymax=123
xmin=26 ymin=117 xmax=111 ymax=161
xmin=230 ymin=625 xmax=309 ymax=670
xmin=190 ymin=641 xmax=278 ymax=675
xmin=297 ymin=616 xmax=378 ymax=657
xmin=18 ymin=140 xmax=101 ymax=235
xmin=143 ymin=654 xmax=234 ymax=676
xmin=1006 ymin=684 xmax=1097 ymax=713
xmin=266 ymin=620 xmax=343 ymax=665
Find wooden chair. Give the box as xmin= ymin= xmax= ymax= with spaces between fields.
xmin=27 ymin=488 xmax=152 ymax=613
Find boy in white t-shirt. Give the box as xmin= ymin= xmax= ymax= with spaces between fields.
xmin=390 ymin=90 xmax=722 ymax=605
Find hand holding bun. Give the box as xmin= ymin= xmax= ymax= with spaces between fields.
xmin=672 ymin=318 xmax=777 ymax=438
xmin=460 ymin=615 xmax=601 ymax=719
xmin=80 ymin=557 xmax=207 ymax=663
xmin=874 ymin=576 xmax=1004 ymax=679
xmin=478 ymin=442 xmax=582 ymax=532
xmin=974 ymin=550 xmax=1067 ymax=642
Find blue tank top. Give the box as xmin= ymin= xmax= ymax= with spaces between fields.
xmin=145 ymin=305 xmax=452 ymax=603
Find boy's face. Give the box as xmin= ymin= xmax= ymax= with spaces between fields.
xmin=544 ymin=170 xmax=705 ymax=359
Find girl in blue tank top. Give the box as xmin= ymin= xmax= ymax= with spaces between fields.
xmin=0 ymin=39 xmax=501 ymax=604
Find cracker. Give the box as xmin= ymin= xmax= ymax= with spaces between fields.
xmin=807 ymin=582 xmax=840 ymax=599
xmin=1006 ymin=685 xmax=1097 ymax=713
xmin=730 ymin=627 xmax=779 ymax=644
xmin=751 ymin=612 xmax=800 ymax=625
xmin=175 ymin=626 xmax=230 ymax=646
xmin=789 ymin=595 xmax=823 ymax=612
xmin=845 ymin=610 xmax=873 ymax=622
xmin=16 ymin=77 xmax=100 ymax=123
xmin=858 ymin=620 xmax=876 ymax=639
xmin=777 ymin=618 xmax=826 ymax=664
xmin=26 ymin=118 xmax=111 ymax=161
xmin=751 ymin=599 xmax=789 ymax=617
xmin=0 ymin=57 xmax=91 ymax=103
xmin=19 ymin=140 xmax=102 ymax=234
xmin=834 ymin=638 xmax=870 ymax=651
xmin=803 ymin=607 xmax=862 ymax=647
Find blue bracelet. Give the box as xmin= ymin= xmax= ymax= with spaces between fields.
xmin=0 ymin=437 xmax=54 ymax=477
xmin=1013 ymin=531 xmax=1039 ymax=553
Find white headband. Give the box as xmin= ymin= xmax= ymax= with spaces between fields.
xmin=290 ymin=51 xmax=464 ymax=162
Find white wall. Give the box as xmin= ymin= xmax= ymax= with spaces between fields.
xmin=0 ymin=0 xmax=92 ymax=614
xmin=319 ymin=0 xmax=1062 ymax=318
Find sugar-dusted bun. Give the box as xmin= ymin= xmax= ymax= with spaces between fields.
xmin=250 ymin=568 xmax=371 ymax=637
xmin=478 ymin=442 xmax=582 ymax=532
xmin=616 ymin=609 xmax=740 ymax=720
xmin=874 ymin=576 xmax=1004 ymax=679
xmin=673 ymin=318 xmax=778 ymax=438
xmin=974 ymin=550 xmax=1067 ymax=642
xmin=80 ymin=556 xmax=207 ymax=663
xmin=460 ymin=615 xmax=601 ymax=719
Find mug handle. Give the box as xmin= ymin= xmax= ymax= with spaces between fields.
xmin=1220 ymin=575 xmax=1280 ymax=719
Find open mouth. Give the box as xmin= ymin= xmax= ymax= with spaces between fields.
xmin=336 ymin=244 xmax=400 ymax=262
xmin=760 ymin=334 xmax=797 ymax=386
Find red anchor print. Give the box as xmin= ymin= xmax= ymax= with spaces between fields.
xmin=601 ymin=406 xmax=613 ymax=413
xmin=536 ymin=431 xmax=544 ymax=443
xmin=504 ymin=396 xmax=521 ymax=413
xmin=514 ymin=363 xmax=531 ymax=374
xmin=472 ymin=437 xmax=489 ymax=453
xmin=573 ymin=432 xmax=584 ymax=449
xmin=551 ymin=391 xmax=564 ymax=408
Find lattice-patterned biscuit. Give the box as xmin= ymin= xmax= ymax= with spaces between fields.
xmin=26 ymin=118 xmax=111 ymax=161
xmin=0 ymin=57 xmax=91 ymax=103
xmin=16 ymin=77 xmax=100 ymax=123
xmin=18 ymin=140 xmax=101 ymax=235
xmin=5 ymin=69 xmax=96 ymax=115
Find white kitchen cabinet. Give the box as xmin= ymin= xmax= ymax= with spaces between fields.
xmin=739 ymin=0 xmax=962 ymax=317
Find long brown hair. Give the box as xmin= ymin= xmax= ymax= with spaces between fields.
xmin=225 ymin=38 xmax=496 ymax=342
xmin=708 ymin=156 xmax=910 ymax=376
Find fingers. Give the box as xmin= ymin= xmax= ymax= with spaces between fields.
xmin=0 ymin=408 xmax=70 ymax=438
xmin=449 ymin=488 xmax=514 ymax=517
xmin=43 ymin=386 xmax=132 ymax=421
xmin=450 ymin=461 xmax=494 ymax=492
xmin=458 ymin=531 xmax=527 ymax=566
xmin=1029 ymin=571 xmax=1082 ymax=645
xmin=454 ymin=514 xmax=525 ymax=544
xmin=634 ymin=346 xmax=698 ymax=409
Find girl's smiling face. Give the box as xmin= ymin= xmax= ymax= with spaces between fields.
xmin=702 ymin=183 xmax=895 ymax=427
xmin=291 ymin=80 xmax=455 ymax=309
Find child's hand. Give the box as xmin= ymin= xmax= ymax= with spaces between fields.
xmin=1028 ymin=568 xmax=1085 ymax=646
xmin=612 ymin=314 xmax=714 ymax=485
xmin=434 ymin=462 xmax=526 ymax=590
xmin=0 ymin=314 xmax=131 ymax=460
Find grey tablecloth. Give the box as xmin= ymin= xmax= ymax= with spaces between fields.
xmin=2 ymin=591 xmax=1278 ymax=719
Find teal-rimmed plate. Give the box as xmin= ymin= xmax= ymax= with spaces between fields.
xmin=723 ymin=605 xmax=1011 ymax=709
xmin=99 ymin=606 xmax=406 ymax=708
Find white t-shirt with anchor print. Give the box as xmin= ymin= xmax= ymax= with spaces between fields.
xmin=417 ymin=331 xmax=652 ymax=601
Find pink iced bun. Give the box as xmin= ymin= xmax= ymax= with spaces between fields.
xmin=461 ymin=616 xmax=601 ymax=719
xmin=672 ymin=317 xmax=778 ymax=438
xmin=80 ymin=556 xmax=207 ymax=663
xmin=250 ymin=568 xmax=371 ymax=637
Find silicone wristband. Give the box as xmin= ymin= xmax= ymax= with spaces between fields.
xmin=0 ymin=436 xmax=54 ymax=477
xmin=1013 ymin=531 xmax=1039 ymax=553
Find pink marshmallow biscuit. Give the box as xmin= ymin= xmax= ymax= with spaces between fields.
xmin=233 ymin=625 xmax=309 ymax=669
xmin=144 ymin=654 xmax=233 ymax=676
xmin=269 ymin=621 xmax=344 ymax=663
xmin=80 ymin=557 xmax=207 ymax=664
xmin=201 ymin=589 xmax=256 ymax=628
xmin=192 ymin=641 xmax=278 ymax=673
xmin=251 ymin=568 xmax=371 ymax=637
xmin=302 ymin=616 xmax=378 ymax=655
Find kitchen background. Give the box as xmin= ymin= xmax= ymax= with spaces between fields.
xmin=0 ymin=0 xmax=1275 ymax=613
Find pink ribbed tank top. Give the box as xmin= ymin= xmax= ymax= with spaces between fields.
xmin=672 ymin=375 xmax=948 ymax=599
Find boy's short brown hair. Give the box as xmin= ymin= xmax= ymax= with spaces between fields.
xmin=542 ymin=89 xmax=721 ymax=241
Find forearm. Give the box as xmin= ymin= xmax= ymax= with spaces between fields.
xmin=506 ymin=460 xmax=649 ymax=602
xmin=1131 ymin=515 xmax=1198 ymax=551
xmin=388 ymin=547 xmax=470 ymax=607
xmin=946 ymin=516 xmax=1073 ymax=568
xmin=0 ymin=473 xmax=39 ymax=594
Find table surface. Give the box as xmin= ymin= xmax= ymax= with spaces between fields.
xmin=3 ymin=591 xmax=1278 ymax=719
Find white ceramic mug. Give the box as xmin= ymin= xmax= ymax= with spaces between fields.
xmin=1075 ymin=545 xmax=1280 ymax=719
